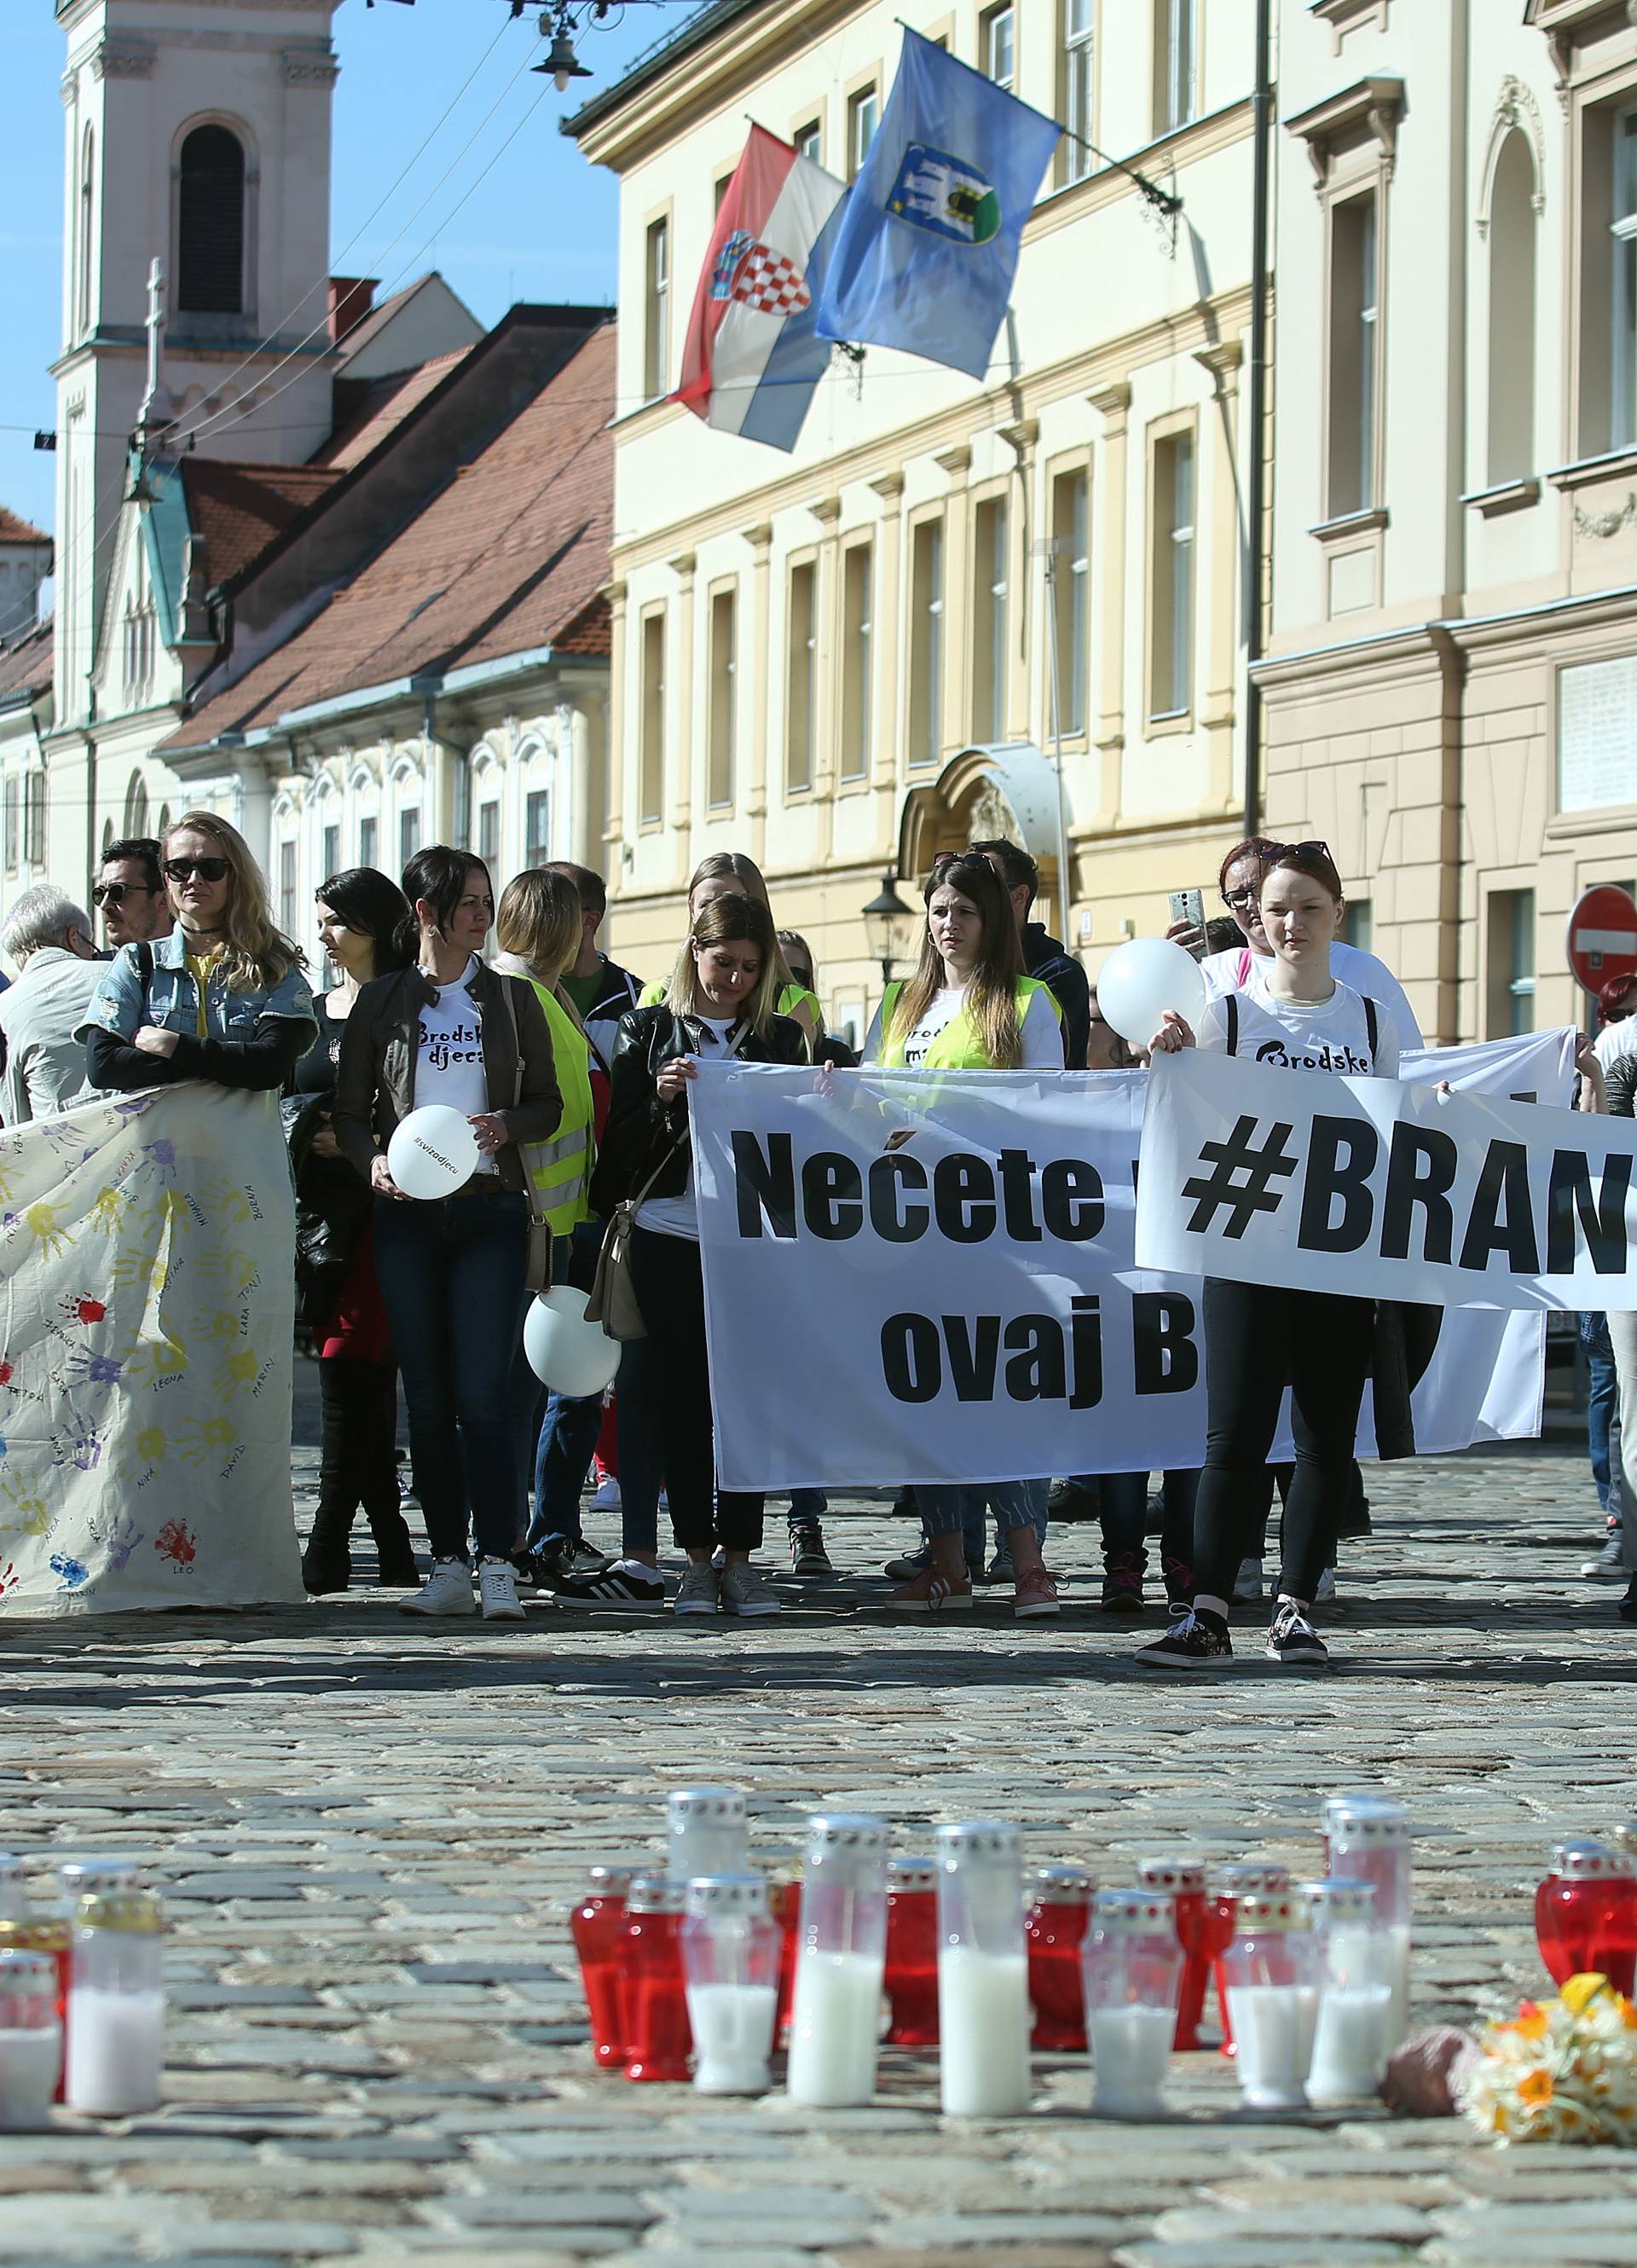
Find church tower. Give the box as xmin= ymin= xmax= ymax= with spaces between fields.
xmin=53 ymin=0 xmax=342 ymax=728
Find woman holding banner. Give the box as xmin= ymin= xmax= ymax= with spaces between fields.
xmin=862 ymin=851 xmax=1064 ymax=1618
xmin=590 ymin=892 xmax=806 ymax=1619
xmin=1137 ymin=842 xmax=1397 ymax=1670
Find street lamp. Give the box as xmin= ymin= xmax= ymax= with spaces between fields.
xmin=862 ymin=870 xmax=916 ymax=993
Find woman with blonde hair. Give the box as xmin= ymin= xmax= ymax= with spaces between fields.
xmin=591 ymin=892 xmax=807 ymax=1618
xmin=81 ymin=808 xmax=315 ymax=1095
xmin=639 ymin=851 xmax=822 ymax=1047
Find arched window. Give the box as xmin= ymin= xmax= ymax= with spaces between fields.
xmin=124 ymin=770 xmax=149 ymax=837
xmin=1488 ymin=129 xmax=1538 ymax=486
xmin=176 ymin=124 xmax=246 ymax=315
xmin=101 ymin=817 xmax=114 ymax=859
xmin=77 ymin=126 xmax=95 ymax=338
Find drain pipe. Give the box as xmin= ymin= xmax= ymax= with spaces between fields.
xmin=1243 ymin=0 xmax=1274 ymax=840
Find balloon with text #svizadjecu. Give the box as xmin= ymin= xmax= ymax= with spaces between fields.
xmin=386 ymin=1105 xmax=480 ymax=1201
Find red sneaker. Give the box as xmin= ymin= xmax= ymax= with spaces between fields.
xmin=1015 ymin=1565 xmax=1061 ymax=1619
xmin=890 ymin=1564 xmax=974 ymax=1612
xmin=1099 ymin=1553 xmax=1144 ymax=1617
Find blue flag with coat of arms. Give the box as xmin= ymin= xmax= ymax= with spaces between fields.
xmin=813 ymin=28 xmax=1061 ymax=381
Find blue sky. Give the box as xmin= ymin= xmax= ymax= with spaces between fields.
xmin=0 ymin=0 xmax=680 ymax=541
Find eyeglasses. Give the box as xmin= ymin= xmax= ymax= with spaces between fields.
xmin=92 ymin=881 xmax=159 ymax=907
xmin=163 ymin=857 xmax=230 ymax=884
xmin=1222 ymin=840 xmax=1334 ymax=908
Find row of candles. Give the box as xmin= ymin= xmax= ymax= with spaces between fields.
xmin=0 ymin=1857 xmax=164 ymax=2129
xmin=570 ymin=1787 xmax=1418 ymax=2117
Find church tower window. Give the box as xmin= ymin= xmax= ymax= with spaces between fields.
xmin=176 ymin=124 xmax=246 ymax=315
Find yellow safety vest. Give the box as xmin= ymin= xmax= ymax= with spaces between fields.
xmin=637 ymin=976 xmax=820 ymax=1054
xmin=521 ymin=981 xmax=596 ymax=1235
xmin=877 ymin=977 xmax=1050 ymax=1070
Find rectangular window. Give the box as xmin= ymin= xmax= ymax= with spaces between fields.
xmin=478 ymin=801 xmax=500 ymax=868
xmin=23 ymin=773 xmax=42 ymax=865
xmin=981 ymin=3 xmax=1015 ymax=90
xmin=398 ymin=807 xmax=421 ymax=872
xmin=848 ymin=86 xmax=878 ymax=181
xmin=1050 ymin=467 xmax=1090 ymax=736
xmin=786 ymin=559 xmax=817 ymax=795
xmin=360 ymin=815 xmax=378 ymax=872
xmin=639 ymin=608 xmax=666 ymax=824
xmin=279 ymin=839 xmax=297 ymax=940
xmin=1488 ymin=888 xmax=1536 ymax=1037
xmin=3 ymin=779 xmax=17 ymax=871
xmin=1614 ymin=110 xmax=1637 ymax=448
xmin=1328 ymin=191 xmax=1380 ymax=517
xmin=1154 ymin=0 xmax=1195 ymax=135
xmin=708 ymin=586 xmax=737 ymax=808
xmin=795 ymin=119 xmax=822 ymax=165
xmin=714 ymin=173 xmax=732 ymax=216
xmin=1060 ymin=0 xmax=1095 ymax=187
xmin=525 ymin=790 xmax=550 ymax=867
xmin=840 ymin=542 xmax=873 ymax=781
xmin=644 ymin=217 xmax=669 ymax=399
xmin=321 ymin=821 xmax=339 ymax=887
xmin=1149 ymin=430 xmax=1195 ymax=721
xmin=972 ymin=495 xmax=1009 ymax=743
xmin=908 ymin=518 xmax=944 ymax=767
xmin=1341 ymin=897 xmax=1373 ymax=956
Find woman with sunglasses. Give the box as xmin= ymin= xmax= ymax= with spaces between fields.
xmin=1137 ymin=842 xmax=1397 ymax=1674
xmin=862 ymin=851 xmax=1064 ymax=1620
xmin=80 ymin=812 xmax=315 ymax=1097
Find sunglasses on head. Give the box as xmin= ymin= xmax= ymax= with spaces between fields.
xmin=92 ymin=880 xmax=159 ymax=907
xmin=163 ymin=856 xmax=230 ymax=883
xmin=1223 ymin=840 xmax=1333 ymax=907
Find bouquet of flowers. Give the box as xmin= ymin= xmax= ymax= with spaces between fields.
xmin=1460 ymin=1973 xmax=1637 ymax=2145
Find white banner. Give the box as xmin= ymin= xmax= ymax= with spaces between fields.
xmin=0 ymin=1087 xmax=303 ymax=1616
xmin=1136 ymin=1034 xmax=1634 ymax=1309
xmin=690 ymin=1033 xmax=1569 ymax=1491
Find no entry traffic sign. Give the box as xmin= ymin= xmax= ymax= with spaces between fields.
xmin=1566 ymin=882 xmax=1637 ymax=994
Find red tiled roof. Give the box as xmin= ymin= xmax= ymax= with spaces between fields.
xmin=166 ymin=323 xmax=615 ymax=750
xmin=180 ymin=460 xmax=344 ymax=588
xmin=0 ymin=507 xmax=50 ymax=547
xmin=332 ymin=274 xmax=434 ymax=364
xmin=312 ymin=348 xmax=474 ymax=472
xmin=0 ymin=618 xmax=52 ymax=703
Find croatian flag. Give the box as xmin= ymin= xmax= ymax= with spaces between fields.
xmin=673 ymin=125 xmax=849 ymax=453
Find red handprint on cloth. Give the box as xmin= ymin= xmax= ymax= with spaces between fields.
xmin=154 ymin=1519 xmax=197 ymax=1569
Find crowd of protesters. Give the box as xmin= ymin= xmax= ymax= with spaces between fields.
xmin=0 ymin=809 xmax=1625 ymax=1655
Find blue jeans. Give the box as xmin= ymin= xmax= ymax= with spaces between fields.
xmin=789 ymin=1490 xmax=827 ymax=1530
xmin=1100 ymin=1470 xmax=1198 ymax=1572
xmin=923 ymin=1479 xmax=1049 ymax=1549
xmin=1582 ymin=1312 xmax=1621 ymax=1519
xmin=527 ymin=1224 xmax=610 ymax=1553
xmin=372 ymin=1187 xmax=529 ymax=1564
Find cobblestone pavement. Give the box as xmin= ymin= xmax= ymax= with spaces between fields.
xmin=4 ymin=1426 xmax=1637 ymax=2267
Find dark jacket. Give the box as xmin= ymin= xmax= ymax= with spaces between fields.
xmin=332 ymin=958 xmax=561 ymax=1197
xmin=590 ymin=1003 xmax=807 ymax=1215
xmin=1607 ymin=1050 xmax=1637 ymax=1120
xmin=281 ymin=1090 xmax=372 ymax=1334
xmin=1023 ymin=922 xmax=1090 ymax=1069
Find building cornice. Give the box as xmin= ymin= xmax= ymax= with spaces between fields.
xmin=1286 ymin=76 xmax=1405 ymax=184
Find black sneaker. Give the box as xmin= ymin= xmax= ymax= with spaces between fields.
xmin=790 ymin=1525 xmax=832 ymax=1577
xmin=553 ymin=1563 xmax=667 ymax=1610
xmin=1134 ymin=1611 xmax=1233 ymax=1669
xmin=1584 ymin=1530 xmax=1626 ymax=1580
xmin=1099 ymin=1550 xmax=1145 ymax=1617
xmin=1266 ymin=1600 xmax=1329 ymax=1665
xmin=1045 ymin=1478 xmax=1099 ymax=1524
xmin=1161 ymin=1555 xmax=1194 ymax=1615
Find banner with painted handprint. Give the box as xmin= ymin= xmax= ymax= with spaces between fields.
xmin=0 ymin=1085 xmax=303 ymax=1614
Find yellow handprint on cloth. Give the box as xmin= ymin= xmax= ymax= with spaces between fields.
xmin=88 ymin=1185 xmax=130 ymax=1235
xmin=200 ymin=1180 xmax=252 ymax=1224
xmin=0 ymin=1477 xmax=51 ymax=1541
xmin=198 ymin=1244 xmax=257 ymax=1292
xmin=22 ymin=1203 xmax=72 ymax=1260
xmin=205 ymin=1311 xmax=244 ymax=1344
xmin=215 ymin=1349 xmax=259 ymax=1398
xmin=135 ymin=1426 xmax=166 ymax=1462
xmin=176 ymin=1414 xmax=235 ymax=1467
xmin=108 ymin=1239 xmax=165 ymax=1295
xmin=128 ymin=1336 xmax=188 ymax=1384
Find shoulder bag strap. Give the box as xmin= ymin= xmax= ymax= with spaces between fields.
xmin=1225 ymin=993 xmax=1239 ymax=1057
xmin=1363 ymin=994 xmax=1380 ymax=1061
xmin=136 ymin=940 xmax=153 ymax=1016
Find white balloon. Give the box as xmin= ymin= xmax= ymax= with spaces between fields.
xmin=523 ymin=1287 xmax=622 ymax=1398
xmin=1096 ymin=937 xmax=1206 ymax=1047
xmin=386 ymin=1105 xmax=481 ymax=1201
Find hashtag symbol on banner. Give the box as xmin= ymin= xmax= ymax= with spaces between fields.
xmin=1180 ymin=1114 xmax=1299 ymax=1237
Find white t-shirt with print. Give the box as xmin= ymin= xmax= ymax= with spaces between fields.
xmin=416 ymin=959 xmax=496 ymax=1173
xmin=1200 ymin=939 xmax=1423 ymax=1051
xmin=1198 ymin=973 xmax=1400 ymax=1080
xmin=636 ymin=1015 xmax=738 ymax=1242
xmin=860 ymin=986 xmax=1065 ymax=1070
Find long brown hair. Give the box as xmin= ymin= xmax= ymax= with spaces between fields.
xmin=888 ymin=852 xmax=1026 ymax=1068
xmin=664 ymin=892 xmax=783 ymax=1035
xmin=164 ymin=810 xmax=301 ymax=994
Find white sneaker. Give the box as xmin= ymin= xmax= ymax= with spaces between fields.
xmin=400 ymin=1559 xmax=476 ymax=1617
xmin=1232 ymin=1557 xmax=1264 ymax=1603
xmin=477 ymin=1557 xmax=523 ymax=1619
xmin=590 ymin=1476 xmax=622 ymax=1513
xmin=720 ymin=1562 xmax=781 ymax=1618
xmin=674 ymin=1563 xmax=720 ymax=1616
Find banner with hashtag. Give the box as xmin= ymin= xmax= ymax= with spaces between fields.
xmin=1135 ymin=1041 xmax=1637 ymax=1309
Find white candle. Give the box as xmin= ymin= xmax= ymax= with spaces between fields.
xmin=685 ymin=1982 xmax=777 ymax=2095
xmin=1226 ymin=1982 xmax=1319 ymax=2110
xmin=65 ymin=1987 xmax=164 ymax=2115
xmin=1307 ymin=1981 xmax=1391 ymax=2105
xmin=1382 ymin=1924 xmax=1410 ymax=2052
xmin=1089 ymin=2003 xmax=1175 ymax=2119
xmin=0 ymin=2025 xmax=60 ymax=2130
xmin=786 ymin=1949 xmax=882 ymax=2106
xmin=939 ymin=1947 xmax=1031 ymax=2117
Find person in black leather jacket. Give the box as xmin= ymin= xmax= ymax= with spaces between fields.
xmin=590 ymin=893 xmax=805 ymax=1620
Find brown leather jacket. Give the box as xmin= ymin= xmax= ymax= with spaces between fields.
xmin=331 ymin=958 xmax=561 ymax=1196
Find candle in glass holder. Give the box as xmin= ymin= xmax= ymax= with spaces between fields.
xmin=1323 ymin=1796 xmax=1411 ymax=2049
xmin=0 ymin=1951 xmax=60 ymax=2131
xmin=65 ymin=1891 xmax=165 ymax=2117
xmin=666 ymin=1789 xmax=748 ymax=1883
xmin=1026 ymin=1866 xmax=1094 ymax=2051
xmin=1082 ymin=1889 xmax=1183 ymax=2120
xmin=1137 ymin=1856 xmax=1209 ymax=2051
xmin=936 ymin=1821 xmax=1030 ymax=2118
xmin=570 ymin=1864 xmax=636 ymax=2071
xmin=0 ymin=1915 xmax=70 ymax=2104
xmin=1212 ymin=1862 xmax=1291 ymax=2057
xmin=883 ymin=1858 xmax=940 ymax=2048
xmin=787 ymin=1814 xmax=888 ymax=2108
xmin=619 ymin=1877 xmax=691 ymax=2084
xmin=1299 ymin=1877 xmax=1391 ymax=2105
xmin=765 ymin=1869 xmax=801 ymax=2046
xmin=680 ymin=1874 xmax=780 ymax=2096
xmin=1219 ymin=1891 xmax=1320 ymax=2112
xmin=1536 ymin=1838 xmax=1637 ymax=1996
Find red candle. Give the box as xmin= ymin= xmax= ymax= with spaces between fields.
xmin=619 ymin=1877 xmax=691 ymax=2083
xmin=883 ymin=1858 xmax=940 ymax=2047
xmin=1137 ymin=1856 xmax=1210 ymax=2050
xmin=570 ymin=1865 xmax=635 ymax=2071
xmin=1536 ymin=1840 xmax=1637 ymax=1996
xmin=0 ymin=1918 xmax=70 ymax=2102
xmin=766 ymin=1874 xmax=801 ymax=2045
xmin=1211 ymin=1863 xmax=1290 ymax=2056
xmin=1026 ymin=1865 xmax=1094 ymax=2051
